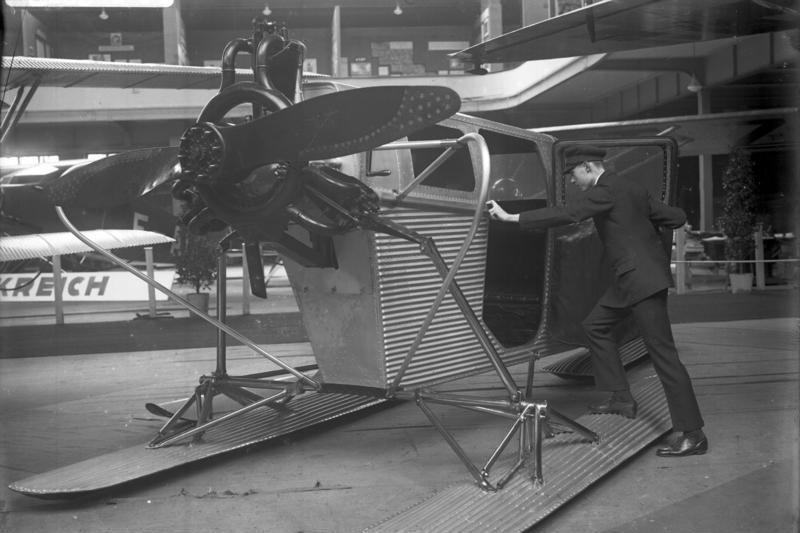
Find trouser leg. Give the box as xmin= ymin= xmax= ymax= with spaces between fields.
xmin=630 ymin=290 xmax=704 ymax=431
xmin=581 ymin=302 xmax=630 ymax=391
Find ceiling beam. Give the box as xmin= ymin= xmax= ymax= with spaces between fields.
xmin=733 ymin=118 xmax=786 ymax=147
xmin=584 ymin=31 xmax=796 ymax=122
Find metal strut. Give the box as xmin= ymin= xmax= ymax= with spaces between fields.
xmin=0 ymin=77 xmax=41 ymax=143
xmin=147 ymin=243 xmax=309 ymax=448
xmin=356 ymin=133 xmax=600 ymax=490
xmin=54 ymin=206 xmax=320 ymax=448
xmin=362 ymin=213 xmax=599 ymax=489
xmin=416 ymin=388 xmax=599 ymax=491
xmin=416 ymin=391 xmax=548 ymax=491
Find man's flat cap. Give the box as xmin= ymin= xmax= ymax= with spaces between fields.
xmin=563 ymin=145 xmax=606 ymax=174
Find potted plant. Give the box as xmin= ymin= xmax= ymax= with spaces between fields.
xmin=172 ymin=223 xmax=221 ymax=314
xmin=718 ymin=148 xmax=757 ymax=293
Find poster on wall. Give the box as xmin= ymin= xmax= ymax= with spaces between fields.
xmin=303 ymin=58 xmax=317 ymax=73
xmin=350 ymin=58 xmax=372 ymax=77
xmin=372 ymin=41 xmax=413 ymax=68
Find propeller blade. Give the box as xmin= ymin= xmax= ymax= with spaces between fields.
xmin=41 ymin=146 xmax=180 ymax=209
xmin=179 ymin=86 xmax=460 ymax=181
xmin=244 ymin=241 xmax=267 ymax=298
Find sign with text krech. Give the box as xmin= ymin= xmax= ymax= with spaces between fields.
xmin=0 ymin=270 xmax=175 ymax=302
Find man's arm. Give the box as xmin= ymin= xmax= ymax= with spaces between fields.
xmin=648 ymin=192 xmax=686 ymax=229
xmin=517 ymin=185 xmax=614 ymax=231
xmin=487 ymin=187 xmax=613 ymax=229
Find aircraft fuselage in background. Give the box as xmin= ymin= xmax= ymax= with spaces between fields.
xmin=1 ymin=160 xmax=176 ymax=266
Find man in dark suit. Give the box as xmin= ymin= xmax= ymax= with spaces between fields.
xmin=486 ymin=145 xmax=707 ymax=457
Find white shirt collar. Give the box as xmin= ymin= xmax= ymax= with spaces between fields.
xmin=591 ymin=168 xmax=604 ymax=187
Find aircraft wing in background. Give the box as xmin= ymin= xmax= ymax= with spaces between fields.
xmin=0 ymin=229 xmax=174 ymax=262
xmin=533 ymin=107 xmax=799 ymax=155
xmin=1 ymin=56 xmax=327 ymax=91
xmin=454 ymin=0 xmax=799 ymax=64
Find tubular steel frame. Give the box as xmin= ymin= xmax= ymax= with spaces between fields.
xmin=377 ymin=134 xmax=599 ymax=490
xmin=53 ymin=130 xmax=600 ymax=488
xmin=55 ymin=206 xmax=320 ymax=448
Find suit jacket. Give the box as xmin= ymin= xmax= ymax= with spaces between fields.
xmin=519 ymin=171 xmax=686 ymax=307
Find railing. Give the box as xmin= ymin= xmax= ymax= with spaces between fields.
xmin=672 ymin=225 xmax=798 ymax=294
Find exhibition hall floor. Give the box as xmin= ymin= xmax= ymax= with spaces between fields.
xmin=0 ymin=287 xmax=797 ymax=532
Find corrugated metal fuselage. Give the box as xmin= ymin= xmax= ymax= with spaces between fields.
xmin=283 ymin=109 xmax=678 ymax=394
xmin=285 ymin=114 xmax=558 ymax=392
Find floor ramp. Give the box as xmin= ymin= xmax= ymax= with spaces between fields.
xmin=543 ymin=338 xmax=648 ymax=378
xmin=9 ymin=392 xmax=386 ymax=497
xmin=365 ymin=374 xmax=670 ymax=533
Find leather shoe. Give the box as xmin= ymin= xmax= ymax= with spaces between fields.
xmin=588 ymin=397 xmax=637 ymax=419
xmin=656 ymin=432 xmax=708 ymax=457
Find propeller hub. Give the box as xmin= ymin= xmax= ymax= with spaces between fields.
xmin=178 ymin=123 xmax=225 ymax=183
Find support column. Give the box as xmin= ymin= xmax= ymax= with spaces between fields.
xmin=216 ymin=249 xmax=227 ymax=375
xmin=480 ymin=0 xmax=503 ymax=42
xmin=162 ymin=0 xmax=188 ymax=65
xmin=20 ymin=10 xmax=45 ymax=57
xmin=52 ymin=254 xmax=64 ymax=325
xmin=331 ymin=5 xmax=341 ymax=76
xmin=480 ymin=0 xmax=503 ymax=72
xmin=696 ymin=89 xmax=714 ymax=231
xmin=698 ymin=154 xmax=713 ymax=231
xmin=754 ymin=225 xmax=766 ymax=289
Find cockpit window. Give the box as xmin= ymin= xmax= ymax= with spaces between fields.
xmin=407 ymin=125 xmax=476 ymax=192
xmin=478 ymin=129 xmax=547 ymax=202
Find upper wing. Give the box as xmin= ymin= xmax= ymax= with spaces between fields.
xmin=0 ymin=229 xmax=174 ymax=262
xmin=454 ymin=0 xmax=799 ymax=64
xmin=533 ymin=107 xmax=799 ymax=156
xmin=1 ymin=56 xmax=325 ymax=91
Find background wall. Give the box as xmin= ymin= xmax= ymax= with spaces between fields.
xmin=53 ymin=31 xmax=165 ymax=63
xmin=340 ymin=26 xmax=472 ymax=76
xmin=45 ymin=21 xmax=472 ymax=75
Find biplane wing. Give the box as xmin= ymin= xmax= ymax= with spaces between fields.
xmin=454 ymin=0 xmax=799 ymax=64
xmin=0 ymin=56 xmax=329 ymax=141
xmin=0 ymin=229 xmax=173 ymax=262
xmin=0 ymin=157 xmax=179 ymax=266
xmin=533 ymin=107 xmax=800 ymax=155
xmin=0 ymin=55 xmax=324 ymax=90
